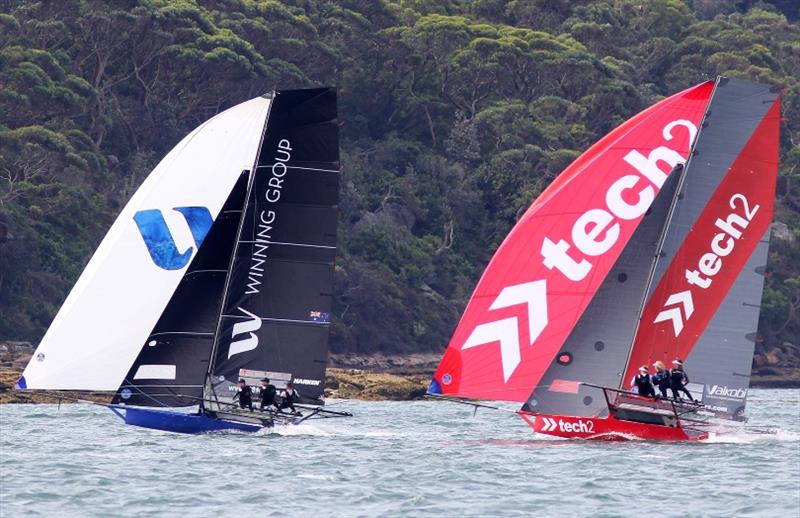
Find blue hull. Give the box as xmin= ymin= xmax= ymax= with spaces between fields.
xmin=110 ymin=406 xmax=264 ymax=434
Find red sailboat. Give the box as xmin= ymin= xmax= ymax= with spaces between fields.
xmin=428 ymin=77 xmax=781 ymax=441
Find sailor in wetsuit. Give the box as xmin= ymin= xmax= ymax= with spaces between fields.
xmin=652 ymin=361 xmax=671 ymax=398
xmin=259 ymin=377 xmax=277 ymax=411
xmin=234 ymin=379 xmax=253 ymax=411
xmin=669 ymin=359 xmax=695 ymax=401
xmin=278 ymin=382 xmax=301 ymax=415
xmin=630 ymin=365 xmax=656 ymax=397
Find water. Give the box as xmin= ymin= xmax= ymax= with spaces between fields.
xmin=1 ymin=390 xmax=798 ymax=517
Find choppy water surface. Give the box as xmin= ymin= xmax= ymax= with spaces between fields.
xmin=1 ymin=389 xmax=798 ymax=517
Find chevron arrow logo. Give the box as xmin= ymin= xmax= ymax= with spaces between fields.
xmin=540 ymin=416 xmax=558 ymax=432
xmin=653 ymin=290 xmax=694 ymax=336
xmin=461 ymin=280 xmax=548 ymax=382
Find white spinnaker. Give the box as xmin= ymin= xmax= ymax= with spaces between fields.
xmin=20 ymin=97 xmax=270 ymax=390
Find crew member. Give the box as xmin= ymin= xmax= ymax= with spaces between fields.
xmin=630 ymin=365 xmax=656 ymax=398
xmin=652 ymin=361 xmax=671 ymax=398
xmin=279 ymin=382 xmax=301 ymax=414
xmin=669 ymin=359 xmax=695 ymax=401
xmin=259 ymin=377 xmax=277 ymax=410
xmin=234 ymin=379 xmax=253 ymax=411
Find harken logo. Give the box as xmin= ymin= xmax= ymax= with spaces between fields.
xmin=133 ymin=207 xmax=213 ymax=270
xmin=461 ymin=280 xmax=548 ymax=382
xmin=228 ymin=307 xmax=262 ymax=359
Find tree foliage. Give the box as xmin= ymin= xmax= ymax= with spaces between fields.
xmin=0 ymin=0 xmax=797 ymax=355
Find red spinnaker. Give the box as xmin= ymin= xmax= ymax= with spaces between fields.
xmin=622 ymin=97 xmax=781 ymax=382
xmin=432 ymin=82 xmax=714 ymax=402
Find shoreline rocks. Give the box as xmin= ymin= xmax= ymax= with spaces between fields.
xmin=1 ymin=345 xmax=798 ymax=404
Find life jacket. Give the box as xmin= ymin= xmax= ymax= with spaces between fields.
xmin=238 ymin=386 xmax=253 ymax=405
xmin=260 ymin=384 xmax=276 ymax=405
xmin=670 ymin=369 xmax=688 ymax=387
xmin=634 ymin=374 xmax=654 ymax=393
xmin=653 ymin=370 xmax=670 ymax=387
xmin=283 ymin=389 xmax=299 ymax=405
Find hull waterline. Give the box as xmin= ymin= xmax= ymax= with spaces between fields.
xmin=518 ymin=411 xmax=708 ymax=442
xmin=108 ymin=406 xmax=265 ymax=434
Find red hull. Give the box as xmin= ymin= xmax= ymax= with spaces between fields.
xmin=518 ymin=411 xmax=708 ymax=442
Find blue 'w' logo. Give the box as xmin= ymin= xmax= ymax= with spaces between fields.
xmin=133 ymin=207 xmax=213 ymax=270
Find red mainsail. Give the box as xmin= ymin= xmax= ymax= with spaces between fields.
xmin=622 ymin=95 xmax=781 ymax=383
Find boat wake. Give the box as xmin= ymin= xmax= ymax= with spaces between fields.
xmin=266 ymin=421 xmax=396 ymax=438
xmin=702 ymin=427 xmax=800 ymax=444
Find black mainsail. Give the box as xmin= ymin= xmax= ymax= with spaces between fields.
xmin=205 ymin=88 xmax=340 ymax=409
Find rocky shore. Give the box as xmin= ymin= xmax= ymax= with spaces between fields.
xmin=0 ymin=344 xmax=432 ymax=403
xmin=2 ymin=341 xmax=798 ymax=404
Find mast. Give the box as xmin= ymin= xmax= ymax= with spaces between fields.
xmin=203 ymin=93 xmax=275 ymax=407
xmin=618 ymin=78 xmax=720 ymax=385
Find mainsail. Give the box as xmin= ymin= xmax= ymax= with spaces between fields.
xmin=19 ymin=98 xmax=271 ymax=391
xmin=204 ymin=88 xmax=340 ymax=408
xmin=621 ymin=79 xmax=780 ymax=420
xmin=430 ymin=81 xmax=713 ymax=402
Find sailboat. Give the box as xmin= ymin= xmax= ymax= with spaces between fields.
xmin=16 ymin=87 xmax=351 ymax=433
xmin=428 ymin=77 xmax=781 ymax=441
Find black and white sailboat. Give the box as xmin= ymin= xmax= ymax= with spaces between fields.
xmin=17 ymin=88 xmax=351 ymax=433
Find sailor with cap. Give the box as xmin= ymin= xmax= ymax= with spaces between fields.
xmin=669 ymin=359 xmax=694 ymax=401
xmin=630 ymin=365 xmax=657 ymax=398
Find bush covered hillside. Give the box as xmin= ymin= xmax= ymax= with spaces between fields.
xmin=0 ymin=1 xmax=798 ymax=363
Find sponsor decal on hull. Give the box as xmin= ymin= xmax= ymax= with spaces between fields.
xmin=293 ymin=378 xmax=321 ymax=386
xmin=707 ymin=385 xmax=748 ymax=400
xmin=539 ymin=416 xmax=597 ymax=434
